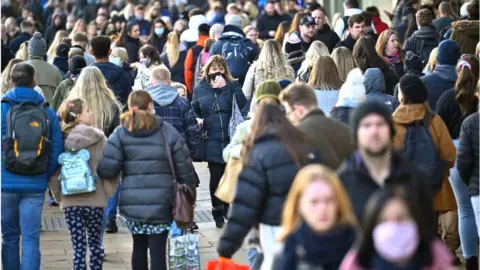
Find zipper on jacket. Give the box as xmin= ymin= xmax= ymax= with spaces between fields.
xmin=214 ymin=92 xmax=225 ymax=150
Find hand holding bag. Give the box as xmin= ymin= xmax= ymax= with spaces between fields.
xmin=162 ymin=128 xmax=196 ymax=229
xmin=215 ymin=157 xmax=243 ymax=203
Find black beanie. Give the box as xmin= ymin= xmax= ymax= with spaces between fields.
xmin=350 ymin=100 xmax=396 ymax=141
xmin=69 ymin=55 xmax=87 ymax=75
xmin=403 ymin=51 xmax=423 ymax=73
xmin=399 ymin=74 xmax=428 ymax=104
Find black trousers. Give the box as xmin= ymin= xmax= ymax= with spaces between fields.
xmin=132 ymin=232 xmax=168 ymax=270
xmin=208 ymin=162 xmax=228 ymax=217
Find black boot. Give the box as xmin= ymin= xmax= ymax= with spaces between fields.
xmin=105 ymin=218 xmax=118 ymax=233
xmin=223 ymin=204 xmax=230 ymax=220
xmin=466 ymin=256 xmax=478 ymax=270
xmin=212 ymin=207 xmax=225 ymax=228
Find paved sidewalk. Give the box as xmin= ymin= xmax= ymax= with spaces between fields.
xmin=40 ymin=162 xmax=248 ymax=270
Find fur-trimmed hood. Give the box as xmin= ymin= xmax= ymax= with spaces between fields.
xmin=451 ymin=20 xmax=479 ymax=38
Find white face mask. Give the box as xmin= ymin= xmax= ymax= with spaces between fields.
xmin=109 ymin=57 xmax=121 ymax=66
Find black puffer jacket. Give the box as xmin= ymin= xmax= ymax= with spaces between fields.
xmin=192 ymin=79 xmax=247 ymax=164
xmin=457 ymin=112 xmax=479 ymax=196
xmin=403 ymin=27 xmax=439 ymax=66
xmin=217 ymin=131 xmax=322 ymax=258
xmin=125 ymin=35 xmax=141 ymax=64
xmin=97 ymin=117 xmax=196 ymax=223
xmin=315 ymin=24 xmax=340 ymax=53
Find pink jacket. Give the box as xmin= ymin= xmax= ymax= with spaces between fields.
xmin=340 ymin=240 xmax=453 ymax=270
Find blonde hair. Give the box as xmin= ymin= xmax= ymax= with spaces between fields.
xmin=427 ymin=47 xmax=438 ymax=73
xmin=58 ymin=98 xmax=85 ymax=137
xmin=203 ymin=55 xmax=236 ymax=82
xmin=254 ymin=40 xmax=292 ymax=80
xmin=1 ymin=59 xmax=23 ymax=94
xmin=298 ymin=41 xmax=330 ymax=76
xmin=332 ymin=47 xmax=355 ymax=82
xmin=68 ymin=47 xmax=84 ymax=59
xmin=121 ymin=90 xmax=157 ymax=132
xmin=476 ymin=42 xmax=480 ymax=59
xmin=308 ymin=56 xmax=344 ymax=90
xmin=47 ymin=30 xmax=68 ymax=62
xmin=111 ymin=47 xmax=128 ymax=65
xmin=15 ymin=41 xmax=29 ymax=61
xmin=166 ymin=32 xmax=180 ymax=67
xmin=69 ymin=19 xmax=86 ymax=39
xmin=67 ymin=66 xmax=122 ymax=131
xmin=278 ymin=164 xmax=358 ymax=241
xmin=244 ymin=1 xmax=259 ymax=19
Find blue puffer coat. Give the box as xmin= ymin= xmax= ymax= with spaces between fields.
xmin=192 ymin=79 xmax=247 ymax=164
xmin=421 ymin=64 xmax=457 ymax=111
xmin=1 ymin=87 xmax=64 ymax=193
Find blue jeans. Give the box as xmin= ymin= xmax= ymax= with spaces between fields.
xmin=472 ymin=196 xmax=480 ymax=238
xmin=105 ymin=185 xmax=120 ymax=220
xmin=1 ymin=191 xmax=45 ymax=270
xmin=449 ymin=139 xmax=478 ymax=258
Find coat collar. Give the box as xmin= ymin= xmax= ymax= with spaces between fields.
xmin=392 ymin=103 xmax=426 ymax=124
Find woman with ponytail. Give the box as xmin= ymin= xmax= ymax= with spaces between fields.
xmin=436 ymin=54 xmax=480 ymax=269
xmin=160 ymin=32 xmax=187 ymax=85
xmin=97 ymin=90 xmax=197 ymax=270
xmin=49 ymin=98 xmax=118 ymax=270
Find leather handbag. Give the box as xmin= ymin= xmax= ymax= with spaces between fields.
xmin=215 ymin=157 xmax=243 ymax=203
xmin=161 ymin=128 xmax=196 ymax=229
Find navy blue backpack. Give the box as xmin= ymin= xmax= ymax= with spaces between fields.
xmin=221 ymin=37 xmax=250 ymax=81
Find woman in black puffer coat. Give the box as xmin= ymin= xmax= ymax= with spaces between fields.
xmin=192 ymin=55 xmax=247 ymax=228
xmin=97 ymin=90 xmax=196 ymax=270
xmin=216 ymin=103 xmax=322 ymax=270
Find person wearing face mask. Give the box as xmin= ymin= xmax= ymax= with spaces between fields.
xmin=133 ymin=45 xmax=164 ymax=91
xmin=273 ymin=165 xmax=358 ymax=270
xmin=109 ymin=47 xmax=135 ymax=84
xmin=191 ymin=56 xmax=246 ymax=228
xmin=128 ymin=5 xmax=152 ymax=41
xmin=340 ymin=186 xmax=453 ymax=269
xmin=148 ymin=18 xmax=169 ymax=53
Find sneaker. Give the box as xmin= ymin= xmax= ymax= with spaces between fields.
xmin=105 ymin=219 xmax=118 ymax=233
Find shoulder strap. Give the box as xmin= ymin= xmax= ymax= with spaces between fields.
xmin=161 ymin=127 xmax=177 ymax=184
xmin=1 ymin=98 xmax=15 ymax=105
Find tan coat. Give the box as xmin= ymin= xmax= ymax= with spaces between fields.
xmin=27 ymin=56 xmax=62 ymax=104
xmin=392 ymin=104 xmax=457 ymax=211
xmin=49 ymin=124 xmax=119 ymax=209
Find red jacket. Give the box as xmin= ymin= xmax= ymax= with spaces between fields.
xmin=373 ymin=17 xmax=389 ymax=35
xmin=184 ymin=35 xmax=210 ymax=93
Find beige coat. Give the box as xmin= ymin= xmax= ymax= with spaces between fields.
xmin=27 ymin=56 xmax=62 ymax=104
xmin=49 ymin=124 xmax=119 ymax=209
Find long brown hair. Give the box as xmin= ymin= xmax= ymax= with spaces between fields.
xmin=274 ymin=21 xmax=290 ymax=44
xmin=455 ymin=54 xmax=479 ymax=117
xmin=202 ymin=55 xmax=236 ymax=82
xmin=332 ymin=47 xmax=355 ymax=82
xmin=278 ymin=164 xmax=358 ymax=241
xmin=1 ymin=58 xmax=23 ymax=94
xmin=308 ymin=55 xmax=343 ymax=90
xmin=375 ymin=29 xmax=404 ymax=61
xmin=120 ymin=90 xmax=157 ymax=132
xmin=58 ymin=98 xmax=85 ymax=137
xmin=241 ymin=103 xmax=312 ymax=168
xmin=288 ymin=11 xmax=305 ymax=35
xmin=353 ymin=36 xmax=391 ymax=72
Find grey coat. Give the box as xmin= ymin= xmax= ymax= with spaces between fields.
xmin=97 ymin=117 xmax=196 ymax=224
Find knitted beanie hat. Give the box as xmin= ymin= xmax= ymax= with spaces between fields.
xmin=28 ymin=32 xmax=47 ymax=57
xmin=255 ymin=80 xmax=282 ymax=103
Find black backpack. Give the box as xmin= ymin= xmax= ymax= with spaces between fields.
xmin=403 ymin=112 xmax=446 ymax=193
xmin=2 ymin=99 xmax=51 ymax=175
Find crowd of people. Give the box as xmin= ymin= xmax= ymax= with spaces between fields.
xmin=1 ymin=0 xmax=480 ymax=269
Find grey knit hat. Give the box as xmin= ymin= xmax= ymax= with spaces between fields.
xmin=28 ymin=32 xmax=47 ymax=57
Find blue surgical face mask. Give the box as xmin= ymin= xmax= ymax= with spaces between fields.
xmin=154 ymin=28 xmax=164 ymax=36
xmin=109 ymin=57 xmax=121 ymax=66
xmin=136 ymin=15 xmax=144 ymax=21
xmin=140 ymin=58 xmax=150 ymax=66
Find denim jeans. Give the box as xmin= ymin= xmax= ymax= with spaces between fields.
xmin=1 ymin=191 xmax=45 ymax=270
xmin=472 ymin=196 xmax=480 ymax=238
xmin=105 ymin=185 xmax=120 ymax=220
xmin=449 ymin=139 xmax=478 ymax=258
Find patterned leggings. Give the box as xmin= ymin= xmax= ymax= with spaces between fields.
xmin=64 ymin=206 xmax=104 ymax=270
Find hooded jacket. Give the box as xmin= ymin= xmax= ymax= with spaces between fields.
xmin=191 ymin=79 xmax=247 ymax=164
xmin=53 ymin=56 xmax=69 ymax=76
xmin=49 ymin=124 xmax=118 ymax=209
xmin=298 ymin=109 xmax=354 ymax=169
xmin=315 ymin=24 xmax=340 ymax=53
xmin=27 ymin=55 xmax=63 ymax=104
xmin=125 ymin=35 xmax=141 ymax=64
xmin=403 ymin=27 xmax=439 ymax=65
xmin=51 ymin=78 xmax=75 ymax=111
xmin=217 ymin=130 xmax=321 ymax=258
xmin=209 ymin=25 xmax=259 ymax=63
xmin=392 ymin=104 xmax=457 ymax=211
xmin=450 ymin=20 xmax=480 ymax=54
xmin=363 ymin=68 xmax=396 ymax=112
xmin=421 ymin=64 xmax=457 ymax=111
xmin=457 ymin=112 xmax=479 ymax=196
xmin=146 ymin=84 xmax=200 ymax=156
xmin=93 ymin=62 xmax=133 ymax=105
xmin=97 ymin=117 xmax=197 ymax=224
xmin=180 ymin=14 xmax=208 ymax=49
xmin=1 ymin=87 xmax=64 ymax=193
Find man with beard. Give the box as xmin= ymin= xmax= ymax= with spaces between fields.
xmin=338 ymin=100 xmax=435 ymax=231
xmin=309 ymin=3 xmax=339 ymax=53
xmin=285 ymin=15 xmax=316 ymax=55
